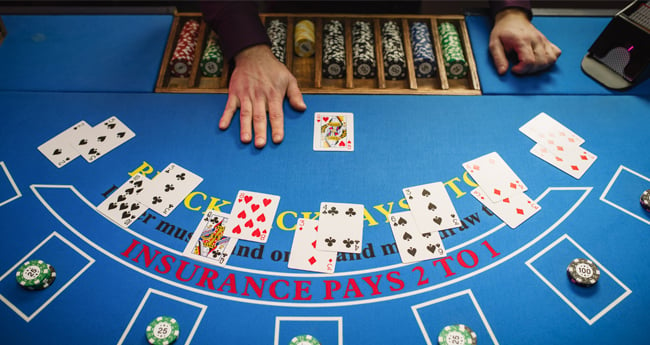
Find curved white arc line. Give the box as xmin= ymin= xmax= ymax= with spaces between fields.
xmin=31 ymin=184 xmax=591 ymax=308
xmin=31 ymin=184 xmax=570 ymax=278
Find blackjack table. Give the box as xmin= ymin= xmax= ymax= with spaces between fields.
xmin=0 ymin=8 xmax=649 ymax=345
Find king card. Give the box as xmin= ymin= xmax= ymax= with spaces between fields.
xmin=223 ymin=190 xmax=281 ymax=243
xmin=471 ymin=186 xmax=541 ymax=229
xmin=136 ymin=163 xmax=203 ymax=216
xmin=182 ymin=210 xmax=238 ymax=266
xmin=463 ymin=152 xmax=527 ymax=203
xmin=315 ymin=202 xmax=364 ymax=253
xmin=402 ymin=181 xmax=461 ymax=232
xmin=96 ymin=173 xmax=150 ymax=227
xmin=288 ymin=218 xmax=337 ymax=273
xmin=38 ymin=120 xmax=91 ymax=168
xmin=313 ymin=112 xmax=354 ymax=151
xmin=389 ymin=211 xmax=446 ymax=263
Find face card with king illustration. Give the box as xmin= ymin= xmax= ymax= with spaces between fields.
xmin=182 ymin=210 xmax=238 ymax=266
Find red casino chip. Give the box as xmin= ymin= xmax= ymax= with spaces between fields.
xmin=170 ymin=20 xmax=200 ymax=78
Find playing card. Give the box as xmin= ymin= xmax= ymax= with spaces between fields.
xmin=182 ymin=210 xmax=238 ymax=266
xmin=402 ymin=182 xmax=461 ymax=232
xmin=223 ymin=190 xmax=281 ymax=243
xmin=136 ymin=163 xmax=203 ymax=216
xmin=389 ymin=211 xmax=446 ymax=263
xmin=462 ymin=152 xmax=527 ymax=203
xmin=288 ymin=218 xmax=337 ymax=273
xmin=519 ymin=112 xmax=584 ymax=147
xmin=96 ymin=173 xmax=150 ymax=227
xmin=471 ymin=186 xmax=541 ymax=229
xmin=316 ymin=202 xmax=364 ymax=253
xmin=313 ymin=112 xmax=354 ymax=151
xmin=530 ymin=143 xmax=597 ymax=179
xmin=38 ymin=120 xmax=91 ymax=168
xmin=74 ymin=116 xmax=136 ymax=162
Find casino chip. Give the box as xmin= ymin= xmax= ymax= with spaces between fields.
xmin=146 ymin=316 xmax=180 ymax=345
xmin=16 ymin=259 xmax=56 ymax=290
xmin=438 ymin=324 xmax=477 ymax=345
xmin=567 ymin=258 xmax=600 ymax=287
xmin=437 ymin=22 xmax=468 ymax=80
xmin=289 ymin=334 xmax=321 ymax=345
xmin=640 ymin=189 xmax=650 ymax=212
xmin=170 ymin=20 xmax=200 ymax=78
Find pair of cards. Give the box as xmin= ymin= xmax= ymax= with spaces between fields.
xmin=520 ymin=112 xmax=597 ymax=179
xmin=313 ymin=112 xmax=354 ymax=151
xmin=388 ymin=182 xmax=456 ymax=263
xmin=288 ymin=202 xmax=364 ymax=273
xmin=96 ymin=163 xmax=204 ymax=226
xmin=464 ymin=152 xmax=541 ymax=229
xmin=38 ymin=116 xmax=135 ymax=167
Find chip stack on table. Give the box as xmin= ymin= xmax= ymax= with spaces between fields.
xmin=352 ymin=20 xmax=377 ymax=79
xmin=641 ymin=189 xmax=650 ymax=212
xmin=266 ymin=19 xmax=287 ymax=63
xmin=199 ymin=34 xmax=224 ymax=77
xmin=146 ymin=316 xmax=180 ymax=345
xmin=437 ymin=324 xmax=477 ymax=345
xmin=169 ymin=19 xmax=200 ymax=78
xmin=567 ymin=258 xmax=600 ymax=287
xmin=15 ymin=259 xmax=56 ymax=291
xmin=437 ymin=22 xmax=468 ymax=79
xmin=410 ymin=21 xmax=437 ymax=78
xmin=381 ymin=21 xmax=407 ymax=80
xmin=322 ymin=19 xmax=346 ymax=79
xmin=294 ymin=19 xmax=315 ymax=57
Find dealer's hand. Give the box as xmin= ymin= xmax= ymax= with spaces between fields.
xmin=489 ymin=8 xmax=562 ymax=75
xmin=219 ymin=44 xmax=307 ymax=148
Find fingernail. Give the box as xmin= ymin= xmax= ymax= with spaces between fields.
xmin=272 ymin=133 xmax=283 ymax=143
xmin=255 ymin=137 xmax=266 ymax=147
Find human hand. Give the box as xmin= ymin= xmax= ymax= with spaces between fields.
xmin=489 ymin=8 xmax=561 ymax=75
xmin=220 ymin=44 xmax=307 ymax=148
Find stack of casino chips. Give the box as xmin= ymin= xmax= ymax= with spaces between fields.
xmin=15 ymin=259 xmax=56 ymax=290
xmin=352 ymin=20 xmax=377 ymax=79
xmin=381 ymin=21 xmax=407 ymax=80
xmin=294 ymin=19 xmax=315 ymax=57
xmin=199 ymin=35 xmax=224 ymax=77
xmin=170 ymin=19 xmax=200 ymax=78
xmin=437 ymin=324 xmax=477 ymax=345
xmin=438 ymin=22 xmax=468 ymax=80
xmin=566 ymin=258 xmax=600 ymax=287
xmin=410 ymin=22 xmax=437 ymax=78
xmin=322 ymin=20 xmax=346 ymax=79
xmin=641 ymin=189 xmax=650 ymax=212
xmin=266 ymin=19 xmax=287 ymax=64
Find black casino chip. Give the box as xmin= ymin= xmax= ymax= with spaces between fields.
xmin=567 ymin=258 xmax=600 ymax=287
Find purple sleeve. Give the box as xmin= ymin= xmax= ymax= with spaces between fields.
xmin=489 ymin=0 xmax=533 ymax=20
xmin=201 ymin=1 xmax=271 ymax=61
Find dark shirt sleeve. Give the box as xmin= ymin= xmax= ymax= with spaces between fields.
xmin=201 ymin=1 xmax=271 ymax=61
xmin=489 ymin=0 xmax=533 ymax=20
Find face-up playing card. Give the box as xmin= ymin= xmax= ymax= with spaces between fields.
xmin=463 ymin=152 xmax=527 ymax=203
xmin=519 ymin=112 xmax=584 ymax=147
xmin=313 ymin=112 xmax=354 ymax=151
xmin=182 ymin=210 xmax=238 ymax=266
xmin=403 ymin=182 xmax=461 ymax=232
xmin=96 ymin=173 xmax=150 ymax=227
xmin=530 ymin=143 xmax=597 ymax=179
xmin=223 ymin=190 xmax=281 ymax=243
xmin=73 ymin=116 xmax=136 ymax=162
xmin=136 ymin=163 xmax=204 ymax=217
xmin=38 ymin=120 xmax=91 ymax=168
xmin=316 ymin=202 xmax=364 ymax=253
xmin=389 ymin=211 xmax=446 ymax=263
xmin=471 ymin=186 xmax=541 ymax=229
xmin=288 ymin=218 xmax=337 ymax=273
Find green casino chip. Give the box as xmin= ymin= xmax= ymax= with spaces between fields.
xmin=16 ymin=260 xmax=54 ymax=290
xmin=289 ymin=334 xmax=321 ymax=345
xmin=438 ymin=324 xmax=477 ymax=345
xmin=146 ymin=316 xmax=180 ymax=345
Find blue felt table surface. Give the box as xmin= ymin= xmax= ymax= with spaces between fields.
xmin=0 ymin=15 xmax=172 ymax=92
xmin=466 ymin=15 xmax=650 ymax=95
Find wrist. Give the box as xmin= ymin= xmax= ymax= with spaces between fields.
xmin=234 ymin=44 xmax=273 ymax=64
xmin=495 ymin=7 xmax=530 ymax=23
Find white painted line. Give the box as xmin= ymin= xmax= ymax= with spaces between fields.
xmin=599 ymin=165 xmax=650 ymax=225
xmin=0 ymin=161 xmax=22 ymax=207
xmin=274 ymin=316 xmax=343 ymax=345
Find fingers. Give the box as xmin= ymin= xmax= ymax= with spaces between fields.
xmin=252 ymin=98 xmax=268 ymax=148
xmin=268 ymin=95 xmax=284 ymax=144
xmin=488 ymin=38 xmax=509 ymax=75
xmin=220 ymin=95 xmax=240 ymax=130
xmin=238 ymin=98 xmax=253 ymax=144
xmin=511 ymin=42 xmax=536 ymax=74
xmin=286 ymin=78 xmax=307 ymax=111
